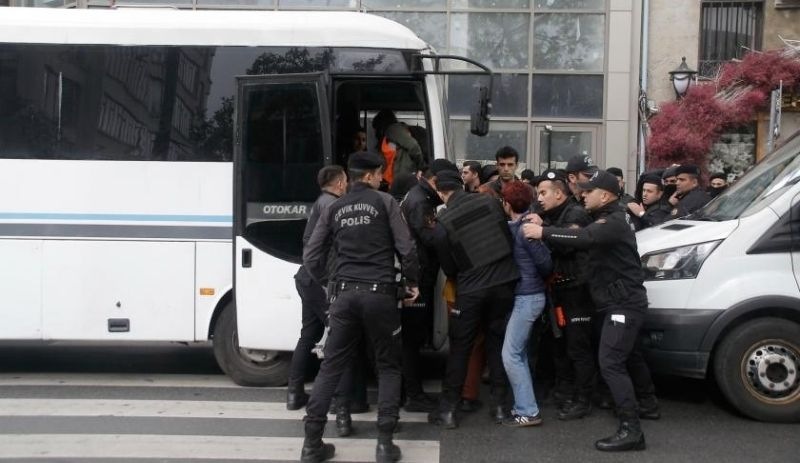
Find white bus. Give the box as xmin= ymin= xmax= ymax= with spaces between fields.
xmin=0 ymin=7 xmax=492 ymax=386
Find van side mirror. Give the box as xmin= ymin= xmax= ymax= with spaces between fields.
xmin=470 ymin=85 xmax=491 ymax=136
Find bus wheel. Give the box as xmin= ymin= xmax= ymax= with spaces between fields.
xmin=212 ymin=301 xmax=289 ymax=387
xmin=714 ymin=317 xmax=800 ymax=422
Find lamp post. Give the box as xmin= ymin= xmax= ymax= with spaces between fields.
xmin=668 ymin=57 xmax=697 ymax=99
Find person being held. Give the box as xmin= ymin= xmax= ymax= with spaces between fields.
xmin=372 ymin=109 xmax=426 ymax=188
xmin=499 ymin=180 xmax=552 ymax=427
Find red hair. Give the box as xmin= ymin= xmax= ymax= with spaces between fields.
xmin=501 ymin=180 xmax=533 ymax=214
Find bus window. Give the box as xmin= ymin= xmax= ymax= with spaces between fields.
xmin=237 ymin=74 xmax=329 ymax=264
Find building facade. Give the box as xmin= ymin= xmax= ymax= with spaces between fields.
xmin=8 ymin=0 xmax=644 ymax=180
xmin=646 ymin=0 xmax=800 ymax=177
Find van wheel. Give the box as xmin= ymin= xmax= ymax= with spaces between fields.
xmin=714 ymin=318 xmax=800 ymax=422
xmin=212 ymin=301 xmax=290 ymax=387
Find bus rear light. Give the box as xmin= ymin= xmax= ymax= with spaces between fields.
xmin=199 ymin=288 xmax=215 ymax=296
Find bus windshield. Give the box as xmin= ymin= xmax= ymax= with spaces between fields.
xmin=692 ymin=133 xmax=800 ymax=221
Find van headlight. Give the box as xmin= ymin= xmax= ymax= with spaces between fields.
xmin=641 ymin=240 xmax=721 ymax=281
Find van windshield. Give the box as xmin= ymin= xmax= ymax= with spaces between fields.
xmin=694 ymin=134 xmax=800 ymax=221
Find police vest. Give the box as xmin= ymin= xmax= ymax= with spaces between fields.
xmin=438 ymin=195 xmax=513 ymax=272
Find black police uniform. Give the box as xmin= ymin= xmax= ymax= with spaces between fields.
xmin=539 ymin=193 xmax=598 ymax=414
xmin=538 ymin=173 xmax=654 ymax=450
xmin=399 ymin=177 xmax=443 ymax=408
xmin=302 ymin=164 xmax=419 ymax=461
xmin=288 ymin=190 xmax=348 ymax=405
xmin=431 ymin=188 xmax=520 ymax=425
xmin=672 ymin=187 xmax=711 ymax=218
xmin=633 ymin=199 xmax=672 ymax=231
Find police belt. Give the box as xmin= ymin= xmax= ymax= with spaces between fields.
xmin=334 ymin=280 xmax=397 ymax=297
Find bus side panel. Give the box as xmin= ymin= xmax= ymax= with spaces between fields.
xmin=41 ymin=241 xmax=195 ymax=341
xmin=0 ymin=240 xmax=43 ymax=339
xmin=195 ymin=241 xmax=232 ymax=340
xmin=235 ymin=237 xmax=301 ymax=351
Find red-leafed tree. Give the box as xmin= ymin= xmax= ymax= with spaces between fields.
xmin=646 ymin=46 xmax=800 ymax=171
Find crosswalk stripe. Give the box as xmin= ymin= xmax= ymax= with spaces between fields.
xmin=0 ymin=373 xmax=443 ymax=392
xmin=0 ymin=373 xmax=243 ymax=388
xmin=0 ymin=434 xmax=440 ymax=462
xmin=0 ymin=399 xmax=430 ymax=423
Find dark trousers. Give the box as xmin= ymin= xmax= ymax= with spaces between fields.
xmin=401 ymin=284 xmax=433 ymax=399
xmin=305 ymin=290 xmax=402 ymax=427
xmin=441 ymin=282 xmax=514 ymax=406
xmin=597 ymin=308 xmax=655 ymax=411
xmin=555 ymin=286 xmax=597 ymax=398
xmin=288 ymin=277 xmax=351 ymax=398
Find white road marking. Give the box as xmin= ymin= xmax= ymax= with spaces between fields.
xmin=0 ymin=434 xmax=440 ymax=462
xmin=0 ymin=398 xmax=430 ymax=422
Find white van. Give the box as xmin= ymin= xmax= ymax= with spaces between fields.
xmin=637 ymin=131 xmax=800 ymax=423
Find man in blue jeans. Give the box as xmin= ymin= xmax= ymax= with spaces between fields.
xmin=499 ymin=180 xmax=552 ymax=426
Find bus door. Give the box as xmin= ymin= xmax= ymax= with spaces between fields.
xmin=233 ymin=73 xmax=331 ymax=350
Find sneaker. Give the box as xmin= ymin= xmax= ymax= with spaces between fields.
xmin=501 ymin=413 xmax=543 ymax=427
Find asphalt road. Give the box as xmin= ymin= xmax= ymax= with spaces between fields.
xmin=0 ymin=342 xmax=797 ymax=462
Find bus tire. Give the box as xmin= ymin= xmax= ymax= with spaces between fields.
xmin=212 ymin=301 xmax=290 ymax=387
xmin=713 ymin=317 xmax=800 ymax=422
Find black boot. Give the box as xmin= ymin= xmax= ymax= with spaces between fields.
xmin=376 ymin=419 xmax=401 ymax=463
xmin=595 ymin=410 xmax=646 ymax=452
xmin=558 ymin=396 xmax=592 ymax=420
xmin=287 ymin=389 xmax=309 ymax=411
xmin=638 ymin=395 xmax=661 ymax=420
xmin=489 ymin=404 xmax=508 ymax=424
xmin=428 ymin=401 xmax=458 ymax=429
xmin=489 ymin=388 xmax=509 ymax=424
xmin=301 ymin=421 xmax=335 ymax=463
xmin=335 ymin=404 xmax=353 ymax=437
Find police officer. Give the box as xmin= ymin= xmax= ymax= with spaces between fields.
xmin=302 ymin=151 xmax=419 ymax=463
xmin=428 ymin=170 xmax=519 ymax=429
xmin=523 ymin=169 xmax=656 ymax=452
xmin=668 ymin=164 xmax=710 ymax=218
xmin=626 ymin=174 xmax=672 ymax=231
xmin=532 ymin=169 xmax=597 ymax=420
xmin=398 ymin=158 xmax=458 ymax=412
xmin=287 ymin=165 xmax=348 ymax=412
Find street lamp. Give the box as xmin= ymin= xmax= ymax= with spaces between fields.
xmin=668 ymin=57 xmax=697 ymax=99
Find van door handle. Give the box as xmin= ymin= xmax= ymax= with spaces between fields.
xmin=242 ymin=248 xmax=252 ymax=268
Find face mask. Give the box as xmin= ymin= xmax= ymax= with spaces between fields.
xmin=708 ymin=186 xmax=726 ymax=198
xmin=663 ymin=184 xmax=677 ymax=199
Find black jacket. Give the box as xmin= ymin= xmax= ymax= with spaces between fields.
xmin=542 ymin=202 xmax=647 ymax=312
xmin=400 ymin=178 xmax=443 ymax=289
xmin=295 ymin=190 xmax=339 ymax=285
xmin=634 ymin=199 xmax=672 ymax=231
xmin=540 ymin=198 xmax=592 ymax=287
xmin=674 ymin=188 xmax=711 ymax=218
xmin=304 ymin=182 xmax=419 ymax=286
xmin=434 ymin=190 xmax=519 ymax=295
